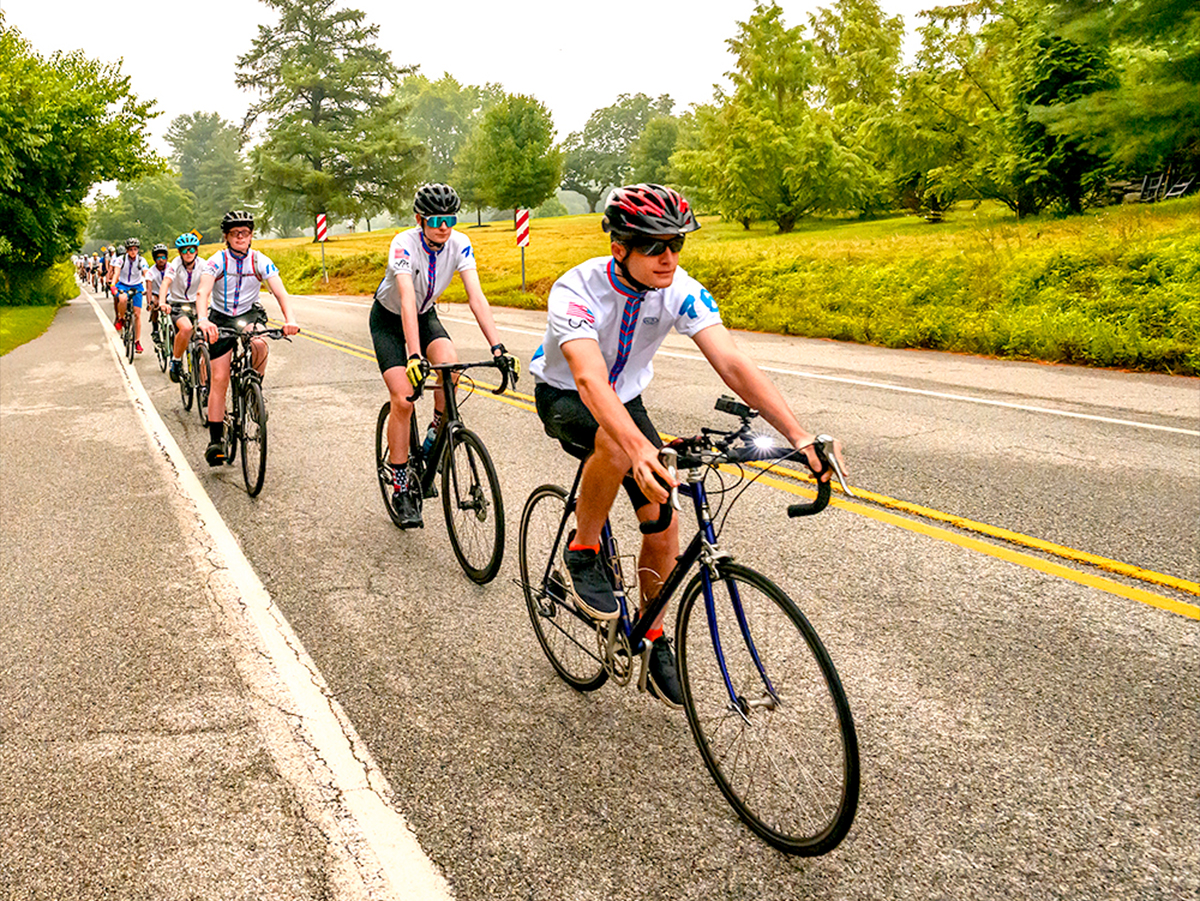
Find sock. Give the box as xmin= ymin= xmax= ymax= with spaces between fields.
xmin=392 ymin=462 xmax=408 ymax=490
xmin=428 ymin=408 xmax=442 ymax=433
xmin=645 ymin=626 xmax=664 ymax=642
xmin=568 ymin=540 xmax=600 ymax=553
xmin=171 ymin=356 xmax=181 ymax=364
xmin=208 ymin=420 xmax=223 ymax=444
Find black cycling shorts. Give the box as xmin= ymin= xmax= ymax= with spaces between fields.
xmin=169 ymin=303 xmax=197 ymax=330
xmin=369 ymin=301 xmax=451 ymax=375
xmin=534 ymin=382 xmax=663 ymax=512
xmin=208 ymin=306 xmax=267 ymax=360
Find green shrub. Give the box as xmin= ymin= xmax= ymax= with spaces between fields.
xmin=0 ymin=261 xmax=78 ymax=306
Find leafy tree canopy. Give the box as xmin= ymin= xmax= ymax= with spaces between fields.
xmin=470 ymin=93 xmax=562 ymax=213
xmin=237 ymin=0 xmax=423 ymax=233
xmin=398 ymin=73 xmax=504 ymax=186
xmin=165 ymin=112 xmax=250 ymax=240
xmin=89 ymin=173 xmax=197 ymax=248
xmin=561 ymin=93 xmax=674 ymax=212
xmin=0 ymin=13 xmax=160 ymax=278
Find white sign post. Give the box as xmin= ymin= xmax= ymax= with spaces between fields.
xmin=316 ymin=213 xmax=328 ymax=283
xmin=515 ymin=208 xmax=530 ymax=292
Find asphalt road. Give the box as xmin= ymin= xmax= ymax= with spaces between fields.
xmin=81 ymin=291 xmax=1200 ymax=898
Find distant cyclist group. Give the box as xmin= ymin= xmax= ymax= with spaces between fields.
xmin=77 ymin=181 xmax=857 ymax=852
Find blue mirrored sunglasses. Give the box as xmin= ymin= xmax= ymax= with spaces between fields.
xmin=425 ymin=215 xmax=457 ymax=228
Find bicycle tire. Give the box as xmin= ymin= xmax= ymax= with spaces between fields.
xmin=441 ymin=427 xmax=504 ymax=584
xmin=154 ymin=314 xmax=169 ymax=371
xmin=179 ymin=348 xmax=193 ymax=411
xmin=193 ymin=342 xmax=210 ymax=426
xmin=375 ymin=401 xmax=405 ymax=528
xmin=676 ymin=562 xmax=858 ymax=856
xmin=123 ymin=307 xmax=136 ymax=364
xmin=240 ymin=379 xmax=268 ymax=496
xmin=519 ymin=484 xmax=608 ymax=692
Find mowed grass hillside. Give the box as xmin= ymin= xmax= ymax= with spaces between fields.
xmin=205 ymin=197 xmax=1200 ymax=375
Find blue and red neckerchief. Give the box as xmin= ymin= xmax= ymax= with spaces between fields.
xmin=606 ymin=259 xmax=645 ymax=386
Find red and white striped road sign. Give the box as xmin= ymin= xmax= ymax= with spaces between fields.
xmin=316 ymin=213 xmax=328 ymax=242
xmin=515 ymin=209 xmax=530 ymax=247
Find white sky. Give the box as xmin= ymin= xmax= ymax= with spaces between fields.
xmin=3 ymin=0 xmax=929 ymax=155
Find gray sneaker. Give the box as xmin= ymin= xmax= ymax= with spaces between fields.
xmin=647 ymin=637 xmax=683 ymax=709
xmin=563 ymin=547 xmax=619 ymax=620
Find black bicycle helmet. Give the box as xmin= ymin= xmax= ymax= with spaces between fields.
xmin=125 ymin=237 xmax=141 ymax=248
xmin=221 ymin=210 xmax=255 ymax=232
xmin=413 ymin=183 xmax=461 ymax=217
xmin=602 ymin=184 xmax=700 ymax=238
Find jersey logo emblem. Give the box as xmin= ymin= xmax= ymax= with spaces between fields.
xmin=566 ymin=302 xmax=595 ymax=328
xmin=680 ymin=289 xmax=719 ymax=319
xmin=643 ymin=316 xmax=659 ymax=325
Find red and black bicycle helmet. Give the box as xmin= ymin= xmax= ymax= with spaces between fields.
xmin=602 ymin=184 xmax=699 ymax=238
xmin=413 ymin=183 xmax=461 ymax=218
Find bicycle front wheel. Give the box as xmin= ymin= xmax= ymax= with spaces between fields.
xmin=441 ymin=428 xmax=503 ymax=583
xmin=123 ymin=312 xmax=136 ymax=363
xmin=155 ymin=316 xmax=169 ymax=371
xmin=676 ymin=562 xmax=858 ymax=856
xmin=193 ymin=343 xmax=210 ymax=426
xmin=240 ymin=379 xmax=268 ymax=496
xmin=518 ymin=485 xmax=608 ymax=692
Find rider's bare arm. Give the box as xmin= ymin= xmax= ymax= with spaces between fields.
xmin=692 ymin=323 xmax=846 ymax=479
xmin=264 ymin=274 xmax=299 ymax=335
xmin=459 ymin=268 xmax=502 ymax=350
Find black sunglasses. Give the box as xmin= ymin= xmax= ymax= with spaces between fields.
xmin=627 ymin=234 xmax=686 ymax=256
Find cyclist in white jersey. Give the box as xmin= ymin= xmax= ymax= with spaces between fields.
xmin=195 ymin=210 xmax=300 ymax=466
xmin=157 ymin=232 xmax=206 ymax=383
xmin=146 ymin=243 xmax=170 ymax=331
xmin=530 ymin=184 xmax=846 ymax=708
xmin=110 ymin=238 xmax=150 ymax=353
xmin=370 ymin=183 xmax=519 ymax=529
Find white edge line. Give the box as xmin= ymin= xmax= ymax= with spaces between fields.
xmin=83 ymin=292 xmax=454 ymax=901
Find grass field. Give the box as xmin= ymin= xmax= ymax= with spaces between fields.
xmin=200 ymin=197 xmax=1200 ymax=375
xmin=0 ymin=305 xmax=59 ymax=356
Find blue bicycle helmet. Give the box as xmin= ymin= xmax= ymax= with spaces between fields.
xmin=175 ymin=233 xmax=201 ymax=250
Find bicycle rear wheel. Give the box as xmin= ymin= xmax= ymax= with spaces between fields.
xmin=519 ymin=485 xmax=608 ymax=692
xmin=179 ymin=348 xmax=193 ymax=411
xmin=441 ymin=427 xmax=503 ymax=583
xmin=676 ymin=562 xmax=858 ymax=856
xmin=193 ymin=342 xmax=210 ymax=425
xmin=240 ymin=379 xmax=268 ymax=496
xmin=375 ymin=401 xmax=406 ymax=528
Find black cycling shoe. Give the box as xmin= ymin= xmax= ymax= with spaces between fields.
xmin=393 ymin=484 xmax=424 ymax=529
xmin=204 ymin=441 xmax=226 ymax=467
xmin=646 ymin=637 xmax=684 ymax=709
xmin=168 ymin=360 xmax=181 ymax=383
xmin=564 ymin=546 xmax=619 ymax=620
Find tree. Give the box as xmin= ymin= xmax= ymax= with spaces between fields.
xmin=672 ymin=3 xmax=875 ymax=232
xmin=398 ymin=73 xmax=504 ymax=185
xmin=1038 ymin=0 xmax=1200 ymax=173
xmin=89 ymin=174 xmax=197 ymax=247
xmin=471 ymin=94 xmax=562 ymax=213
xmin=165 ymin=112 xmax=249 ymax=239
xmin=0 ymin=14 xmax=159 ymax=296
xmin=629 ymin=116 xmax=681 ymax=185
xmin=560 ymin=94 xmax=674 ymax=212
xmin=237 ymin=0 xmax=424 ymax=234
xmin=450 ymin=129 xmax=490 ymax=225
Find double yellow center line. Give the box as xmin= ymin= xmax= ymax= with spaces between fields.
xmin=287 ymin=323 xmax=1200 ymax=621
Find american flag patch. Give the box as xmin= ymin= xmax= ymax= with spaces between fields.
xmin=566 ymin=302 xmax=594 ymax=324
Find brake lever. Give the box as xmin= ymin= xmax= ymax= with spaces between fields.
xmin=814 ymin=435 xmax=854 ymax=498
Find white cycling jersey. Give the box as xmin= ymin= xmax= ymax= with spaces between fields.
xmin=204 ymin=249 xmax=279 ymax=317
xmin=373 ymin=228 xmax=477 ymax=316
xmin=147 ymin=262 xmax=170 ymax=297
xmin=530 ymin=256 xmax=723 ymax=403
xmin=113 ymin=254 xmax=149 ymax=287
xmin=163 ymin=256 xmax=207 ymax=305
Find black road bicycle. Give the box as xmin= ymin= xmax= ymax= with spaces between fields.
xmin=518 ymin=396 xmax=860 ymax=855
xmin=375 ymin=357 xmax=515 ymax=584
xmin=211 ymin=326 xmax=291 ymax=497
xmin=118 ymin=287 xmax=136 ymax=364
xmin=188 ymin=326 xmax=211 ymax=422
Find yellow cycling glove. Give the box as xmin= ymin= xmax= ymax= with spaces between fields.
xmin=406 ymin=354 xmax=427 ymax=389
